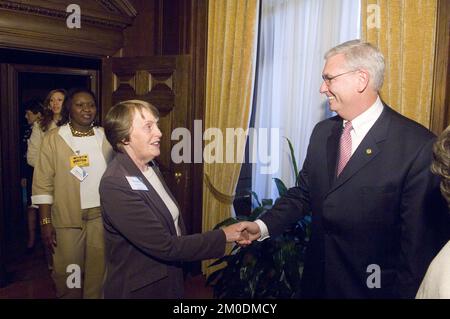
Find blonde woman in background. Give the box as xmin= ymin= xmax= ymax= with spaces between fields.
xmin=26 ymin=89 xmax=65 ymax=261
xmin=27 ymin=89 xmax=66 ymax=167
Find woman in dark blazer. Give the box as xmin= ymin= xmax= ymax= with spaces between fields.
xmin=100 ymin=100 xmax=243 ymax=298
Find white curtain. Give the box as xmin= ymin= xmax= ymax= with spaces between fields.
xmin=252 ymin=0 xmax=361 ymax=201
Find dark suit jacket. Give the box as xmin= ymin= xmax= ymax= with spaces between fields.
xmin=261 ymin=105 xmax=449 ymax=299
xmin=100 ymin=152 xmax=225 ymax=299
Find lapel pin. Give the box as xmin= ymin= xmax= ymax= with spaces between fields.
xmin=366 ymin=148 xmax=372 ymax=155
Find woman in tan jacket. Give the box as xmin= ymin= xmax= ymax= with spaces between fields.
xmin=26 ymin=89 xmax=66 ymax=252
xmin=32 ymin=88 xmax=113 ymax=298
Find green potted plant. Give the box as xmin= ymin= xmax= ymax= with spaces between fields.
xmin=206 ymin=138 xmax=312 ymax=298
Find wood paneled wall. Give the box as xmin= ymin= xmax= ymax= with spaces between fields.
xmin=122 ymin=0 xmax=159 ymax=56
xmin=120 ymin=0 xmax=208 ymax=239
xmin=0 ymin=0 xmax=135 ymax=57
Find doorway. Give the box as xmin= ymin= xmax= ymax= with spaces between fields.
xmin=0 ymin=48 xmax=100 ymax=286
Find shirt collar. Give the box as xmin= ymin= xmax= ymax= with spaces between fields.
xmin=343 ymin=96 xmax=384 ymax=136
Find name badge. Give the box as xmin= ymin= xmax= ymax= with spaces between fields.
xmin=70 ymin=165 xmax=88 ymax=182
xmin=126 ymin=176 xmax=148 ymax=191
xmin=70 ymin=154 xmax=89 ymax=168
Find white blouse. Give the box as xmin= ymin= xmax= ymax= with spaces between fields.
xmin=416 ymin=241 xmax=450 ymax=299
xmin=72 ymin=135 xmax=107 ymax=209
xmin=142 ymin=167 xmax=181 ymax=236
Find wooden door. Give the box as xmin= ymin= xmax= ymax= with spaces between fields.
xmin=101 ymin=55 xmax=196 ymax=234
xmin=0 ymin=63 xmax=99 ymax=265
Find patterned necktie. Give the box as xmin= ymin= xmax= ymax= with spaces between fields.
xmin=336 ymin=121 xmax=353 ymax=176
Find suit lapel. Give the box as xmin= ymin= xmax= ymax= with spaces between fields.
xmin=326 ymin=119 xmax=342 ymax=188
xmin=326 ymin=105 xmax=392 ymax=196
xmin=116 ymin=153 xmax=179 ymax=235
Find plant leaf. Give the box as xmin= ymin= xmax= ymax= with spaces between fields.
xmin=208 ymin=255 xmax=232 ymax=267
xmin=285 ymin=137 xmax=299 ymax=185
xmin=205 ymin=269 xmax=222 ymax=286
xmin=208 ymin=136 xmax=313 ymax=299
xmin=230 ymin=244 xmax=241 ymax=254
xmin=236 ymin=215 xmax=250 ymax=222
xmin=261 ymin=198 xmax=273 ymax=207
xmin=248 ymin=206 xmax=265 ymax=220
xmin=273 ymin=178 xmax=288 ymax=197
xmin=213 ymin=217 xmax=238 ymax=230
xmin=250 ymin=191 xmax=262 ymax=207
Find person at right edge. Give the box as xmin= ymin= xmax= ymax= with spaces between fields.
xmin=238 ymin=39 xmax=450 ymax=299
xmin=416 ymin=125 xmax=450 ymax=299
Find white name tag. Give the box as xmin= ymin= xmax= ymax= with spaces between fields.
xmin=126 ymin=176 xmax=148 ymax=191
xmin=70 ymin=165 xmax=88 ymax=182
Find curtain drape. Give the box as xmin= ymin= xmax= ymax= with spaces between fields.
xmin=202 ymin=0 xmax=259 ymax=275
xmin=252 ymin=0 xmax=361 ymax=201
xmin=361 ymin=0 xmax=438 ymax=127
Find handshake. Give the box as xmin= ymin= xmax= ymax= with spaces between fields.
xmin=222 ymin=222 xmax=262 ymax=246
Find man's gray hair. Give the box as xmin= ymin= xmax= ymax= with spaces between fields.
xmin=325 ymin=39 xmax=385 ymax=91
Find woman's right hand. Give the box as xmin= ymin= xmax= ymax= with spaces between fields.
xmin=222 ymin=223 xmax=248 ymax=243
xmin=41 ymin=224 xmax=57 ymax=254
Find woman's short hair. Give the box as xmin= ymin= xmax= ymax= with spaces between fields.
xmin=59 ymin=88 xmax=99 ymax=127
xmin=325 ymin=39 xmax=385 ymax=92
xmin=431 ymin=125 xmax=450 ymax=208
xmin=104 ymin=100 xmax=160 ymax=153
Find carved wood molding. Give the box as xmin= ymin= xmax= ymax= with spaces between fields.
xmin=112 ymin=68 xmax=176 ymax=113
xmin=100 ymin=0 xmax=137 ymax=17
xmin=0 ymin=0 xmax=134 ymax=29
xmin=0 ymin=0 xmax=137 ymax=56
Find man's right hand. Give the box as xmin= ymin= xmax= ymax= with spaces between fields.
xmin=41 ymin=224 xmax=56 ymax=254
xmin=235 ymin=221 xmax=261 ymax=246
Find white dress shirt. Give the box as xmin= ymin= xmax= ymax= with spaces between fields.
xmin=345 ymin=96 xmax=384 ymax=156
xmin=142 ymin=167 xmax=181 ymax=236
xmin=72 ymin=135 xmax=107 ymax=209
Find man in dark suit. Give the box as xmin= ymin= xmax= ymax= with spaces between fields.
xmin=238 ymin=40 xmax=448 ymax=298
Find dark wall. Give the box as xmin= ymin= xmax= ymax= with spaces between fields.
xmin=123 ymin=0 xmax=159 ymax=56
xmin=122 ymin=0 xmax=193 ymax=57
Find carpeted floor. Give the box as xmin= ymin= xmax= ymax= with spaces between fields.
xmin=0 ymin=242 xmax=213 ymax=299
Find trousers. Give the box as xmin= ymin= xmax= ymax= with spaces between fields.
xmin=51 ymin=206 xmax=105 ymax=299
